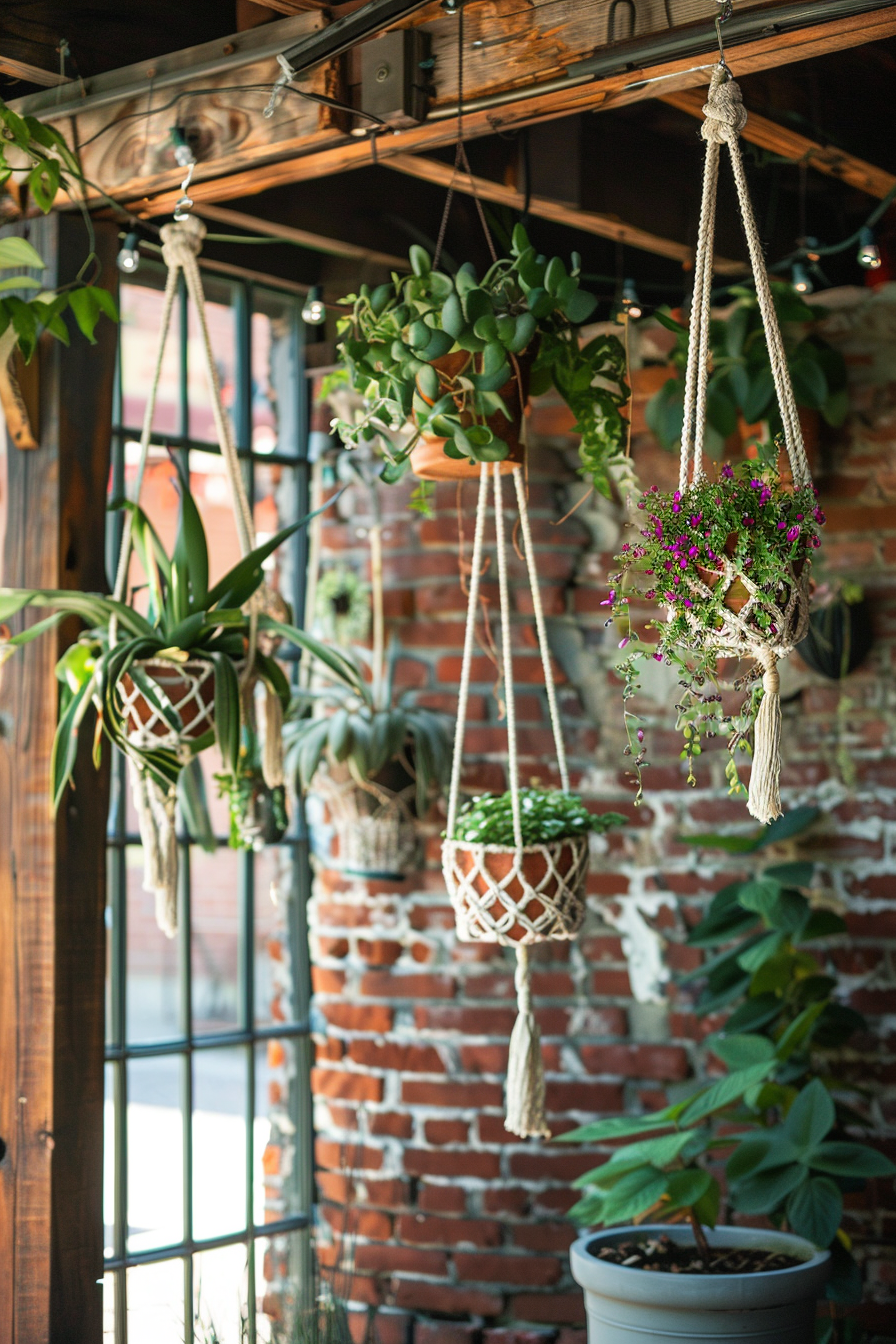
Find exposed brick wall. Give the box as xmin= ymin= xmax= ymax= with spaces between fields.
xmin=308 ymin=287 xmax=896 ymax=1344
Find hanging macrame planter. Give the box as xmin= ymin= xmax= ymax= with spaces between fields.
xmin=111 ymin=215 xmax=285 ymax=935
xmin=315 ymin=760 xmax=419 ymax=880
xmin=442 ymin=462 xmax=587 ymax=1139
xmin=614 ymin=66 xmax=819 ymax=825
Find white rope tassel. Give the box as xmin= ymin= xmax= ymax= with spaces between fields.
xmin=129 ymin=759 xmax=179 ymax=937
xmin=748 ymin=655 xmax=783 ymax=824
xmin=505 ymin=944 xmax=550 ymax=1139
xmin=262 ymin=686 xmax=285 ymax=790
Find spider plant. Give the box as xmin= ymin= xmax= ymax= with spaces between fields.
xmin=0 ymin=461 xmax=338 ymax=809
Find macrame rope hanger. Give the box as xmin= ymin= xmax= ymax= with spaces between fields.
xmin=110 ymin=213 xmax=285 ymax=937
xmin=676 ymin=13 xmax=813 ymax=824
xmin=444 ymin=462 xmax=586 ymax=1139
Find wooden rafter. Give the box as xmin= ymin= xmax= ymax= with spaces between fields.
xmin=0 ymin=57 xmax=70 ymax=88
xmin=123 ymin=2 xmax=896 ymax=218
xmin=381 ymin=153 xmax=746 ymax=272
xmin=660 ymin=87 xmax=896 ymax=201
xmin=194 ymin=202 xmax=409 ymax=268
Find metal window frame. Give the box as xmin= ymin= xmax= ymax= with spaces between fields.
xmin=104 ymin=259 xmax=314 ymax=1344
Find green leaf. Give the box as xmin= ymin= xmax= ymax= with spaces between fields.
xmin=0 ymin=236 xmax=46 ymax=270
xmin=409 ymin=244 xmax=431 ymax=277
xmin=67 ymin=285 xmax=118 ymax=344
xmin=825 ymin=1240 xmax=862 ymax=1305
xmin=50 ymin=675 xmax=94 ymax=811
xmin=784 ymin=1078 xmax=835 ymax=1153
xmin=662 ymin=1168 xmax=713 ymax=1214
xmin=0 ymin=275 xmax=42 ymax=293
xmin=737 ymin=930 xmax=786 ymax=972
xmin=210 ymin=652 xmax=241 ymax=776
xmin=787 ymin=1176 xmax=842 ymax=1248
xmin=811 ymin=1142 xmax=896 ymax=1179
xmin=599 ymin=1166 xmax=669 ymax=1224
xmin=556 ymin=1111 xmax=677 ymax=1145
xmin=726 ymin=1135 xmax=775 ymax=1184
xmin=755 ymin=806 xmax=819 ymax=848
xmin=177 ymin=756 xmax=217 ymax=852
xmin=565 ymin=289 xmax=598 ymax=324
xmin=776 ymin=1002 xmax=827 ymax=1061
xmin=677 ymin=830 xmax=763 ymax=854
xmin=574 ymin=1130 xmax=698 ymax=1188
xmin=731 ymin=1162 xmax=807 ymax=1215
xmin=692 ymin=1177 xmax=721 ymax=1228
xmin=28 ymin=157 xmax=61 ymax=213
xmin=763 ymin=861 xmax=814 ymax=887
xmin=801 ymin=909 xmax=847 ymax=941
xmin=679 ymin=1061 xmax=775 ymax=1125
xmin=708 ymin=1034 xmax=775 ymax=1070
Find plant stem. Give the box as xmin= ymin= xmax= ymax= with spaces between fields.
xmin=688 ymin=1208 xmax=711 ymax=1261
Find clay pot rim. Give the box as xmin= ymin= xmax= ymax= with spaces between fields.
xmin=444 ymin=835 xmax=590 ymax=855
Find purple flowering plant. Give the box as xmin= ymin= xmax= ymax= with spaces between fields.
xmin=606 ymin=452 xmax=823 ymax=803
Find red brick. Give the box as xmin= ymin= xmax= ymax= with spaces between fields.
xmin=316 ymin=1038 xmax=344 ymax=1062
xmin=478 ymin=1114 xmax=528 ymax=1145
xmin=436 ymin=654 xmax=566 ymax=686
xmin=509 ymin=1151 xmax=604 ymax=1182
xmin=414 ymin=1322 xmax=482 ymax=1344
xmin=512 ymin=1222 xmax=578 ymax=1253
xmin=590 ymin=969 xmax=633 ymax=997
xmin=579 ymin=1044 xmax=691 ymax=1081
xmin=365 ymin=1179 xmax=414 ymax=1209
xmin=415 ymin=1006 xmax=517 ymax=1035
xmin=545 ymin=1080 xmax=624 ymax=1114
xmin=312 ymin=967 xmax=346 ymax=994
xmin=369 ymin=1110 xmax=414 ymax=1139
xmin=316 ymin=902 xmax=376 ymax=928
xmin=322 ymin=1002 xmax=397 ymax=1033
xmin=530 ymin=971 xmax=575 ymax=996
xmin=311 ymin=1069 xmax=384 ymax=1103
xmin=368 ymin=1310 xmax=414 ymax=1344
xmin=317 ymin=935 xmax=349 ymax=959
xmin=361 ymin=972 xmax=456 ymax=998
xmin=462 ymin=1044 xmax=510 ymax=1075
xmin=409 ymin=904 xmax=457 ymax=932
xmin=419 ymin=1182 xmax=468 ymax=1214
xmin=397 ymin=1213 xmax=503 ymax=1248
xmin=357 ymin=938 xmax=404 ymax=966
xmin=454 ymin=1253 xmax=562 ymax=1287
xmin=354 ymin=1244 xmax=448 ymax=1277
xmin=511 ymin=1293 xmax=586 ymax=1325
xmin=483 ymin=1187 xmax=530 ymax=1216
xmin=405 ymin=1149 xmax=502 ymax=1179
xmin=321 ymin=1203 xmax=392 ymax=1240
xmin=402 ymin=1079 xmax=505 ymax=1108
xmin=392 ymin=1280 xmax=503 ymax=1318
xmin=464 ymin=972 xmax=517 ymax=999
xmin=348 ymin=1040 xmax=447 ymax=1073
xmin=424 ymin=1118 xmax=470 ymax=1145
xmin=316 ymin=1139 xmax=383 ymax=1171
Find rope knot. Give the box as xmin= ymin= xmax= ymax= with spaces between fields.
xmin=701 ymin=67 xmax=748 ymax=145
xmin=160 ymin=215 xmax=207 ymax=270
xmin=762 ymin=659 xmax=780 ymax=697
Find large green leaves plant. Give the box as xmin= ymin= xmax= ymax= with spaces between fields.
xmin=646 ymin=284 xmax=848 ymax=458
xmin=334 ymin=224 xmax=629 ymax=504
xmin=0 ymin=463 xmax=335 ymax=809
xmin=559 ymin=811 xmax=894 ymax=1296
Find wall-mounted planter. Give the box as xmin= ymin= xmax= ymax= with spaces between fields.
xmin=570 ymin=1225 xmax=829 ymax=1344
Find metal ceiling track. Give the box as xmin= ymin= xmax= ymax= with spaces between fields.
xmin=280 ymin=0 xmax=436 ymax=75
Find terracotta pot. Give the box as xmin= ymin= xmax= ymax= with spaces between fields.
xmin=411 ymin=347 xmax=531 ymax=482
xmin=694 ymin=532 xmax=749 ymax=613
xmin=739 ymin=408 xmax=820 ymax=483
xmin=120 ymin=657 xmax=216 ymax=743
xmin=447 ymin=836 xmax=588 ymax=945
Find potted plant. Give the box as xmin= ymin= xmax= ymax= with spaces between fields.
xmin=446 ymin=788 xmax=626 ymax=944
xmin=645 ymin=285 xmax=848 ymax=462
xmin=563 ymin=820 xmax=894 ymax=1341
xmin=0 ymin=463 xmax=322 ymax=930
xmin=608 ymin=452 xmax=823 ymax=816
xmin=331 ymin=225 xmax=629 ymax=508
xmin=285 ymin=643 xmax=452 ymax=879
xmin=796 ymin=579 xmax=873 ymax=682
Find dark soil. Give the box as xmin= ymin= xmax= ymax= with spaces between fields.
xmin=590 ymin=1234 xmax=802 ymax=1275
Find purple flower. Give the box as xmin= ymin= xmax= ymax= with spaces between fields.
xmin=621 ymin=543 xmax=631 ymax=552
xmin=645 ymin=589 xmax=656 ymax=599
xmin=777 ymin=520 xmax=787 ymax=530
xmin=690 ymin=513 xmax=703 ymax=527
xmin=683 ymin=598 xmax=693 ymax=608
xmin=654 ymin=521 xmax=664 ymax=538
xmin=814 ymin=507 xmax=826 ymax=524
xmin=796 ymin=514 xmax=804 ymax=522
xmin=672 ymin=501 xmax=681 ymax=514
xmin=637 ymin=501 xmax=646 ymax=510
xmin=618 ymin=637 xmax=629 ymax=648
xmin=653 ymin=652 xmax=664 ymax=662
xmin=688 ymin=545 xmax=699 ymax=557
xmin=811 ymin=535 xmax=821 ymax=548
xmin=742 ymin=516 xmax=755 ymax=527
xmin=759 ymin=487 xmax=772 ymax=506
xmin=750 ymin=478 xmax=761 ymax=490
xmin=645 ymin=568 xmax=654 ymax=575
xmin=637 ymin=729 xmax=644 ymax=742
xmin=786 ymin=525 xmax=800 ymax=542
xmin=679 ymin=557 xmax=688 ymax=570
xmin=601 ymin=590 xmax=616 ymax=606
xmin=721 ymin=464 xmax=734 ymax=479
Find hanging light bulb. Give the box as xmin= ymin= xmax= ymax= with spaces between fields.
xmin=302 ymin=285 xmax=326 ymax=326
xmin=621 ymin=278 xmax=642 ymax=319
xmin=791 ymin=262 xmax=813 ymax=294
xmin=857 ymin=226 xmax=882 ymax=270
xmin=117 ymin=231 xmax=140 ymax=275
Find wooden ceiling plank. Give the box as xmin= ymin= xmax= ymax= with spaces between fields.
xmin=194 ymin=201 xmax=408 ymax=267
xmin=660 ymin=87 xmax=896 ymax=200
xmin=126 ymin=3 xmax=896 ymax=218
xmin=381 ymin=152 xmax=746 ymax=272
xmin=0 ymin=57 xmax=70 ymax=88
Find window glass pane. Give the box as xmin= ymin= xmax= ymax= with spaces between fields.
xmin=127 ymin=845 xmax=181 ymax=1043
xmin=256 ymin=1229 xmax=310 ymax=1341
xmin=104 ymin=1063 xmax=116 ymax=1259
xmin=255 ymin=848 xmax=301 ymax=1027
xmin=119 ymin=451 xmax=182 ymax=618
xmin=128 ymin=1056 xmax=184 ymax=1252
xmin=188 ymin=449 xmax=246 ymax=595
xmin=252 ymin=291 xmax=298 ymax=458
xmin=102 ymin=1272 xmax=116 ymax=1344
xmin=194 ymin=1240 xmax=250 ymax=1341
xmin=105 ymin=850 xmax=117 ymax=1048
xmin=253 ymin=462 xmax=301 ymax=620
xmin=254 ymin=1037 xmax=307 ymax=1227
xmin=193 ymin=1047 xmax=248 ymax=1241
xmin=191 ymin=846 xmax=242 ymax=1034
xmin=119 ymin=276 xmax=182 ymax=435
xmin=126 ymin=1259 xmax=185 ymax=1344
xmin=189 ymin=278 xmax=237 ymax=444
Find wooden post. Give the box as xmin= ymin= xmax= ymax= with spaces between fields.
xmin=0 ymin=215 xmax=117 ymax=1344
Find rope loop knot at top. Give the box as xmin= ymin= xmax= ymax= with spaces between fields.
xmin=700 ymin=66 xmax=748 ymax=145
xmin=159 ymin=214 xmax=207 ymax=270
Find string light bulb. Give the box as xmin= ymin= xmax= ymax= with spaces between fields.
xmin=117 ymin=231 xmax=140 ymax=275
xmin=621 ymin=278 xmax=642 ymax=319
xmin=302 ymin=285 xmax=326 ymax=325
xmin=857 ymin=226 xmax=882 ymax=270
xmin=791 ymin=262 xmax=813 ymax=294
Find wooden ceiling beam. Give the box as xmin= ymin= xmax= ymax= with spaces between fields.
xmin=194 ymin=202 xmax=409 ymax=267
xmin=126 ymin=2 xmax=896 ymax=218
xmin=0 ymin=57 xmax=70 ymax=88
xmin=381 ymin=153 xmax=746 ymax=272
xmin=659 ymin=87 xmax=896 ymax=201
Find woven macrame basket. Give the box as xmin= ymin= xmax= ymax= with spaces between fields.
xmin=315 ymin=762 xmax=419 ymax=878
xmin=445 ymin=836 xmax=589 ymax=946
xmin=118 ymin=657 xmax=217 ymax=752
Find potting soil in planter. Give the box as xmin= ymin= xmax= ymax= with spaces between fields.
xmin=590 ymin=1233 xmax=801 ymax=1276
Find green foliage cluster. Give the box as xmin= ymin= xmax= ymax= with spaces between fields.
xmin=0 ymin=99 xmax=117 ymax=358
xmin=646 ymin=286 xmax=849 ymax=457
xmin=450 ymin=788 xmax=626 ymax=847
xmin=610 ymin=458 xmax=823 ymax=801
xmin=284 ymin=644 xmax=452 ymax=815
xmin=333 ymin=225 xmax=629 ymax=502
xmin=0 ymin=462 xmax=326 ymax=813
xmin=561 ymin=813 xmax=894 ymax=1297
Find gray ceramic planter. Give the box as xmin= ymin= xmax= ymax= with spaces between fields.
xmin=570 ymin=1224 xmax=830 ymax=1344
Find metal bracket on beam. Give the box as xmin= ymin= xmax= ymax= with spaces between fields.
xmin=279 ymin=0 xmax=436 ymax=79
